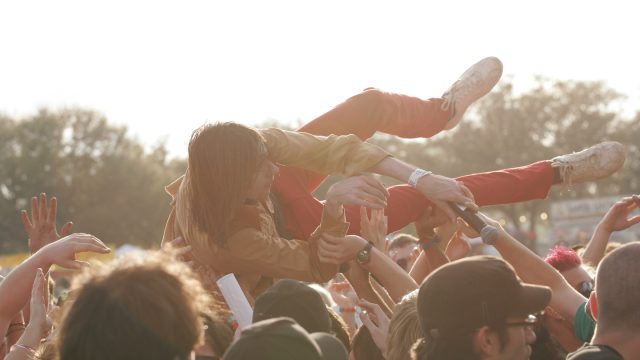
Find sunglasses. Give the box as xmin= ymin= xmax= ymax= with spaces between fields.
xmin=576 ymin=280 xmax=594 ymax=298
xmin=505 ymin=314 xmax=537 ymax=330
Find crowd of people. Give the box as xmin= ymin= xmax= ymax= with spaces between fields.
xmin=1 ymin=56 xmax=638 ymax=360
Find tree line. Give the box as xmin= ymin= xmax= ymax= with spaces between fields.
xmin=1 ymin=78 xmax=638 ymax=253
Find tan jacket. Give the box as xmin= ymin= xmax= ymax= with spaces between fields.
xmin=162 ymin=128 xmax=390 ymax=299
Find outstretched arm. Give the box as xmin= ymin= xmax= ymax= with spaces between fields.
xmin=368 ymin=156 xmax=477 ymax=221
xmin=0 ymin=234 xmax=110 ymax=337
xmin=474 ymin=215 xmax=586 ymax=323
xmin=318 ymin=234 xmax=418 ymax=303
xmin=261 ymin=129 xmax=477 ymax=221
xmin=582 ymin=195 xmax=640 ymax=267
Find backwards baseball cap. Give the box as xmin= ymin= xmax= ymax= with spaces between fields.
xmin=253 ymin=279 xmax=331 ymax=334
xmin=418 ymin=256 xmax=551 ymax=339
xmin=223 ymin=317 xmax=348 ymax=360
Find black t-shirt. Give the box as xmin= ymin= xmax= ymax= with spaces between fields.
xmin=567 ymin=344 xmax=624 ymax=360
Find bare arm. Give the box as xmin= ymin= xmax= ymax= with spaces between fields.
xmin=20 ymin=193 xmax=73 ymax=324
xmin=477 ymin=215 xmax=586 ymax=323
xmin=410 ymin=207 xmax=451 ymax=284
xmin=343 ymin=264 xmax=392 ymax=316
xmin=367 ymin=157 xmax=477 ymax=221
xmin=0 ymin=234 xmax=109 ymax=339
xmin=262 ymin=129 xmax=477 ymax=220
xmin=582 ymin=195 xmax=640 ymax=267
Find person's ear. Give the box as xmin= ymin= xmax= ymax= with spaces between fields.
xmin=587 ymin=291 xmax=599 ymax=321
xmin=473 ymin=326 xmax=502 ymax=356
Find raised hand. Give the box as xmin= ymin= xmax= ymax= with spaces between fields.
xmin=360 ymin=207 xmax=387 ymax=252
xmin=39 ymin=233 xmax=111 ymax=269
xmin=598 ymin=195 xmax=640 ymax=233
xmin=325 ymin=175 xmax=389 ymax=217
xmin=21 ymin=193 xmax=73 ymax=253
xmin=27 ymin=269 xmax=51 ymax=339
xmin=358 ymin=299 xmax=390 ymax=353
xmin=415 ymin=205 xmax=449 ymax=240
xmin=318 ymin=234 xmax=368 ymax=264
xmin=444 ymin=220 xmax=473 ymax=261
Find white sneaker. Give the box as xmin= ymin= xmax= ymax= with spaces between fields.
xmin=441 ymin=57 xmax=503 ymax=130
xmin=551 ymin=141 xmax=626 ymax=185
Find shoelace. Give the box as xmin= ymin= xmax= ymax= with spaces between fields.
xmin=440 ymin=70 xmax=482 ymax=111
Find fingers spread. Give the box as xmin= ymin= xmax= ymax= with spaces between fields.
xmin=48 ymin=197 xmax=58 ymax=223
xmin=39 ymin=193 xmax=47 ymax=223
xmin=31 ymin=196 xmax=39 ymax=222
xmin=60 ymin=222 xmax=74 ymax=237
xmin=21 ymin=210 xmax=33 ymax=229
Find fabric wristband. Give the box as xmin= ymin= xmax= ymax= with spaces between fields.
xmin=420 ymin=234 xmax=441 ymax=251
xmin=408 ymin=168 xmax=433 ymax=188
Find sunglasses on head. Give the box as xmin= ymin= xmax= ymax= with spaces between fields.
xmin=576 ymin=280 xmax=594 ymax=298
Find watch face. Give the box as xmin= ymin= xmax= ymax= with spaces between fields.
xmin=357 ymin=248 xmax=369 ymax=264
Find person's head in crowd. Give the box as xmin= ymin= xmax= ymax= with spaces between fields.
xmin=528 ymin=321 xmax=567 ymax=360
xmin=412 ymin=256 xmax=551 ymax=360
xmin=56 ymin=250 xmax=211 ymax=360
xmin=592 ymin=242 xmax=640 ymax=341
xmin=386 ymin=290 xmax=421 ymax=360
xmin=253 ymin=279 xmax=332 ymax=334
xmin=188 ymin=122 xmax=278 ymax=246
xmin=195 ymin=312 xmax=234 ymax=360
xmin=388 ymin=234 xmax=420 ymax=271
xmin=327 ymin=306 xmax=351 ymax=352
xmin=350 ymin=325 xmax=385 ymax=360
xmin=224 ymin=317 xmax=347 ymax=360
xmin=307 ymin=282 xmax=336 ymax=307
xmin=544 ymin=246 xmax=593 ymax=298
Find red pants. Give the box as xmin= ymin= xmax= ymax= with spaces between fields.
xmin=272 ymin=88 xmax=554 ymax=240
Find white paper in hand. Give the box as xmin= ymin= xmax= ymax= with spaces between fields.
xmin=216 ymin=273 xmax=253 ymax=329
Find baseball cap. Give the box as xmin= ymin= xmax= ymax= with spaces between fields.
xmin=418 ymin=256 xmax=551 ymax=338
xmin=223 ymin=317 xmax=347 ymax=360
xmin=253 ymin=279 xmax=331 ymax=333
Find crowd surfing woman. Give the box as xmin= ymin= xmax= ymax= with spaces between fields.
xmin=159 ymin=59 xmax=507 ymax=300
xmin=162 ymin=121 xmax=476 ymax=299
xmin=162 ymin=56 xmax=624 ymax=300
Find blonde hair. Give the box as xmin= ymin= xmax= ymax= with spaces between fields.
xmin=386 ymin=290 xmax=422 ymax=360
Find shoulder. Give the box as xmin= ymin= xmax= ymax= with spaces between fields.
xmin=567 ymin=344 xmax=624 ymax=360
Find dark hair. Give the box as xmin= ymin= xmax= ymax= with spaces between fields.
xmin=201 ymin=312 xmax=234 ymax=357
xmin=326 ymin=306 xmax=351 ymax=352
xmin=351 ymin=326 xmax=384 ymax=360
xmin=188 ymin=122 xmax=267 ymax=246
xmin=529 ymin=326 xmax=566 ymax=360
xmin=411 ymin=325 xmax=509 ymax=360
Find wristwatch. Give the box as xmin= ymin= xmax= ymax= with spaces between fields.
xmin=356 ymin=241 xmax=374 ymax=265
